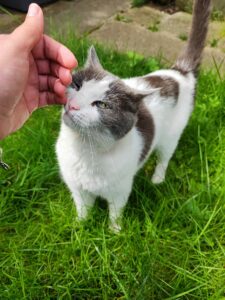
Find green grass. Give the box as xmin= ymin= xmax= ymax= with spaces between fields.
xmin=178 ymin=33 xmax=188 ymax=42
xmin=211 ymin=10 xmax=225 ymax=22
xmin=131 ymin=0 xmax=149 ymax=8
xmin=115 ymin=14 xmax=132 ymax=23
xmin=148 ymin=20 xmax=160 ymax=32
xmin=1 ymin=33 xmax=225 ymax=299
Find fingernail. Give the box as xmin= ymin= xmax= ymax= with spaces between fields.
xmin=27 ymin=3 xmax=39 ymax=16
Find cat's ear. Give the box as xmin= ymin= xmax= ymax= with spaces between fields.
xmin=85 ymin=46 xmax=102 ymax=69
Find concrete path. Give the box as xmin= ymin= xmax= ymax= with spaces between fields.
xmin=1 ymin=0 xmax=225 ymax=73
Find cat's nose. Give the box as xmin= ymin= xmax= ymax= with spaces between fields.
xmin=69 ymin=104 xmax=80 ymax=111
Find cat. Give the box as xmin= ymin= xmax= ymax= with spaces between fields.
xmin=56 ymin=0 xmax=212 ymax=232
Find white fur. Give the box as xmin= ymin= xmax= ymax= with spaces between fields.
xmin=124 ymin=70 xmax=196 ymax=181
xmin=56 ymin=69 xmax=196 ymax=231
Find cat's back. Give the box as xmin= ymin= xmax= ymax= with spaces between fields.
xmin=123 ymin=69 xmax=195 ymax=99
xmin=123 ymin=69 xmax=196 ymax=161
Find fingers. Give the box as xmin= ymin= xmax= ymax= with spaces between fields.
xmin=36 ymin=60 xmax=72 ymax=85
xmin=11 ymin=4 xmax=44 ymax=52
xmin=39 ymin=75 xmax=66 ymax=96
xmin=32 ymin=34 xmax=77 ymax=69
xmin=44 ymin=35 xmax=77 ymax=68
xmin=39 ymin=92 xmax=67 ymax=107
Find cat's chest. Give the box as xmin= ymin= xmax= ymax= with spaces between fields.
xmin=56 ymin=130 xmax=143 ymax=195
xmin=63 ymin=148 xmax=131 ymax=194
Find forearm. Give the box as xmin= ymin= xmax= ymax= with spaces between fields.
xmin=0 ymin=109 xmax=28 ymax=140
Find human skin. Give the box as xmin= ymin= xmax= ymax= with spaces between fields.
xmin=0 ymin=3 xmax=77 ymax=140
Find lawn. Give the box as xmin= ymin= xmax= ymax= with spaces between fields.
xmin=0 ymin=33 xmax=225 ymax=299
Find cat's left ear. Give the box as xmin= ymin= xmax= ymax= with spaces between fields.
xmin=85 ymin=45 xmax=102 ymax=69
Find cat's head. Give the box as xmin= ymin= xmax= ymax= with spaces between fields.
xmin=63 ymin=46 xmax=146 ymax=143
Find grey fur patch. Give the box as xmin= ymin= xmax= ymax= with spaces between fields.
xmin=71 ymin=66 xmax=107 ymax=89
xmin=172 ymin=67 xmax=189 ymax=76
xmin=144 ymin=76 xmax=179 ymax=100
xmin=99 ymin=81 xmax=143 ymax=140
xmin=136 ymin=103 xmax=154 ymax=162
xmin=173 ymin=0 xmax=211 ymax=74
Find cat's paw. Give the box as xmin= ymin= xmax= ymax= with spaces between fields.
xmin=76 ymin=211 xmax=88 ymax=221
xmin=151 ymin=173 xmax=165 ymax=184
xmin=109 ymin=223 xmax=122 ymax=234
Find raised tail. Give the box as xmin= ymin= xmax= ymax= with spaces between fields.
xmin=173 ymin=0 xmax=212 ymax=75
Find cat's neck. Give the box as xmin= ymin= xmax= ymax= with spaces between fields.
xmin=61 ymin=122 xmax=138 ymax=156
xmin=61 ymin=123 xmax=116 ymax=154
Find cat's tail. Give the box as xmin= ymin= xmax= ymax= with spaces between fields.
xmin=173 ymin=0 xmax=212 ymax=75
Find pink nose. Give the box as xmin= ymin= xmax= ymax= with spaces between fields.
xmin=69 ymin=103 xmax=80 ymax=111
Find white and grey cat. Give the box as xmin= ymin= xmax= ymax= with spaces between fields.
xmin=56 ymin=0 xmax=212 ymax=231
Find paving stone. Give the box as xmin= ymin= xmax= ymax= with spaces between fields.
xmin=203 ymin=47 xmax=225 ymax=74
xmin=90 ymin=20 xmax=185 ymax=65
xmin=175 ymin=0 xmax=192 ymax=13
xmin=1 ymin=0 xmax=225 ymax=75
xmin=120 ymin=6 xmax=166 ymax=29
xmin=159 ymin=11 xmax=225 ymax=47
xmin=0 ymin=13 xmax=23 ymax=34
xmin=212 ymin=0 xmax=225 ymax=14
xmin=159 ymin=12 xmax=192 ymax=40
xmin=218 ymin=38 xmax=225 ymax=52
xmin=208 ymin=21 xmax=225 ymax=44
xmin=43 ymin=0 xmax=130 ymax=35
xmin=176 ymin=0 xmax=225 ymax=14
xmin=90 ymin=20 xmax=225 ymax=74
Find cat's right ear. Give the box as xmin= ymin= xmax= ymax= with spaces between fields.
xmin=85 ymin=46 xmax=103 ymax=69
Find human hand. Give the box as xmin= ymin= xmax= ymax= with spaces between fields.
xmin=0 ymin=3 xmax=77 ymax=139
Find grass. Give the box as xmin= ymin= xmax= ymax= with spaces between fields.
xmin=131 ymin=0 xmax=149 ymax=8
xmin=210 ymin=38 xmax=219 ymax=48
xmin=1 ymin=33 xmax=225 ymax=299
xmin=211 ymin=10 xmax=225 ymax=22
xmin=148 ymin=20 xmax=160 ymax=32
xmin=178 ymin=33 xmax=188 ymax=42
xmin=115 ymin=14 xmax=132 ymax=23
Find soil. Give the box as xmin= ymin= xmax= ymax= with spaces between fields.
xmin=148 ymin=0 xmax=179 ymax=14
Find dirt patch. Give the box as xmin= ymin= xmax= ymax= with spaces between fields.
xmin=148 ymin=0 xmax=179 ymax=15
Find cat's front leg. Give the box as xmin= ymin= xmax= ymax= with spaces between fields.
xmin=71 ymin=189 xmax=96 ymax=220
xmin=107 ymin=188 xmax=131 ymax=233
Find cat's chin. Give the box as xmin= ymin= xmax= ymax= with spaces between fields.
xmin=63 ymin=112 xmax=80 ymax=130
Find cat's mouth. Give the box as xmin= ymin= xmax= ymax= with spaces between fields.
xmin=64 ymin=105 xmax=77 ymax=117
xmin=63 ymin=107 xmax=80 ymax=128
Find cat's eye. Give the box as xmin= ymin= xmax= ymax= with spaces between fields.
xmin=92 ymin=101 xmax=110 ymax=109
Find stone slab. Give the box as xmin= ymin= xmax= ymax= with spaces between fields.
xmin=208 ymin=21 xmax=225 ymax=43
xmin=90 ymin=19 xmax=225 ymax=75
xmin=159 ymin=11 xmax=225 ymax=46
xmin=43 ymin=0 xmax=130 ymax=35
xmin=0 ymin=13 xmax=23 ymax=34
xmin=175 ymin=0 xmax=192 ymax=13
xmin=213 ymin=0 xmax=225 ymax=13
xmin=176 ymin=0 xmax=225 ymax=14
xmin=203 ymin=47 xmax=225 ymax=74
xmin=159 ymin=12 xmax=192 ymax=39
xmin=218 ymin=38 xmax=225 ymax=52
xmin=90 ymin=20 xmax=185 ymax=66
xmin=120 ymin=6 xmax=166 ymax=28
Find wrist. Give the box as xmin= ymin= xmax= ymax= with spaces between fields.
xmin=0 ymin=114 xmax=11 ymax=140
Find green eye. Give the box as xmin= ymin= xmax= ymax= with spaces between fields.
xmin=92 ymin=101 xmax=110 ymax=109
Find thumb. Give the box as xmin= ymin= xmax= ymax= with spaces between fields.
xmin=11 ymin=3 xmax=44 ymax=51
